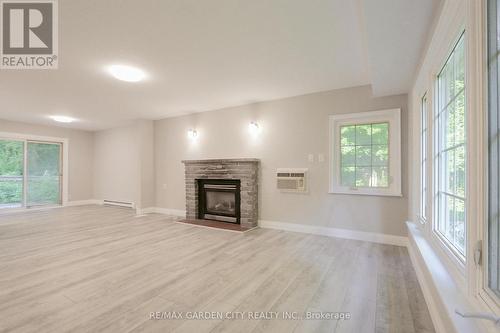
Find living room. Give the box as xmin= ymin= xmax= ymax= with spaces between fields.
xmin=0 ymin=0 xmax=498 ymax=332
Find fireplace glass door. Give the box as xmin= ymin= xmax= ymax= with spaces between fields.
xmin=206 ymin=191 xmax=236 ymax=215
xmin=198 ymin=179 xmax=240 ymax=223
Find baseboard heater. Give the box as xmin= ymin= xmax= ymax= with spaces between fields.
xmin=103 ymin=200 xmax=135 ymax=209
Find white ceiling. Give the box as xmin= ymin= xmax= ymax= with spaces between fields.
xmin=362 ymin=0 xmax=440 ymax=96
xmin=0 ymin=0 xmax=440 ymax=131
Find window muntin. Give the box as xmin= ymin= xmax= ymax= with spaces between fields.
xmin=435 ymin=33 xmax=466 ymax=257
xmin=420 ymin=94 xmax=428 ymax=222
xmin=340 ymin=122 xmax=389 ymax=188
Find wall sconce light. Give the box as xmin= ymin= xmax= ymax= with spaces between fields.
xmin=249 ymin=121 xmax=260 ymax=134
xmin=187 ymin=129 xmax=198 ymax=139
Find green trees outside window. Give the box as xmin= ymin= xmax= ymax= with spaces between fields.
xmin=0 ymin=140 xmax=24 ymax=207
xmin=436 ymin=33 xmax=466 ymax=256
xmin=340 ymin=122 xmax=389 ymax=188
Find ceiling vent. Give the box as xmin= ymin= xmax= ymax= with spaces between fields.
xmin=276 ymin=168 xmax=307 ymax=192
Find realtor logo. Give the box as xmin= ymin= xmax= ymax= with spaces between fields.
xmin=0 ymin=0 xmax=58 ymax=69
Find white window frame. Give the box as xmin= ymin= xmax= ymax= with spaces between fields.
xmin=420 ymin=93 xmax=429 ymax=224
xmin=432 ymin=31 xmax=467 ymax=265
xmin=329 ymin=108 xmax=402 ymax=197
xmin=482 ymin=0 xmax=500 ymax=311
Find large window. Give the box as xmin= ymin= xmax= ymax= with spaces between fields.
xmin=420 ymin=94 xmax=429 ymax=223
xmin=435 ymin=33 xmax=466 ymax=258
xmin=329 ymin=109 xmax=402 ymax=196
xmin=0 ymin=136 xmax=63 ymax=209
xmin=487 ymin=0 xmax=500 ymax=300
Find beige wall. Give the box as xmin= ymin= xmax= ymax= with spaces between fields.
xmin=93 ymin=120 xmax=155 ymax=209
xmin=93 ymin=124 xmax=140 ymax=204
xmin=0 ymin=119 xmax=94 ymax=201
xmin=138 ymin=120 xmax=155 ymax=209
xmin=155 ymin=85 xmax=409 ymax=236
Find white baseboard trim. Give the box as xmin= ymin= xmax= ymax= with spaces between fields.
xmin=136 ymin=207 xmax=155 ymax=215
xmin=259 ymin=219 xmax=408 ymax=247
xmin=65 ymin=199 xmax=103 ymax=207
xmin=138 ymin=207 xmax=186 ymax=217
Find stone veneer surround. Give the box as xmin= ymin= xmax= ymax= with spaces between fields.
xmin=182 ymin=159 xmax=259 ymax=229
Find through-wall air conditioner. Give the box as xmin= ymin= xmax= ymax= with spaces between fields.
xmin=276 ymin=168 xmax=307 ymax=192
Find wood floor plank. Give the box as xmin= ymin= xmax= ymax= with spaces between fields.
xmin=374 ymin=245 xmax=421 ymax=333
xmin=292 ymin=240 xmax=362 ymax=333
xmin=397 ymin=247 xmax=435 ymax=333
xmin=334 ymin=241 xmax=379 ymax=333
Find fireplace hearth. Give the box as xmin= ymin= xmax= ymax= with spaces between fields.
xmin=198 ymin=179 xmax=240 ymax=223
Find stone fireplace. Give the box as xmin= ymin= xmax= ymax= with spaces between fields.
xmin=182 ymin=159 xmax=259 ymax=229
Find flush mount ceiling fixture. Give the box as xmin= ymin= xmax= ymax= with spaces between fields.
xmin=107 ymin=65 xmax=147 ymax=82
xmin=50 ymin=115 xmax=76 ymax=123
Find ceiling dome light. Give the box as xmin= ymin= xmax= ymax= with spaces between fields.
xmin=50 ymin=115 xmax=76 ymax=123
xmin=107 ymin=65 xmax=146 ymax=82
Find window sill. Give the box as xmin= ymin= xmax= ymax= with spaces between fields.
xmin=406 ymin=221 xmax=490 ymax=333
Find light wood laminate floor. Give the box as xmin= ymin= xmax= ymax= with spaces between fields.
xmin=0 ymin=205 xmax=434 ymax=333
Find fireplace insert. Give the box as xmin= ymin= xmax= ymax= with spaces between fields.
xmin=198 ymin=179 xmax=241 ymax=224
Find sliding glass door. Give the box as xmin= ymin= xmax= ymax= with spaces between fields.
xmin=26 ymin=142 xmax=62 ymax=207
xmin=0 ymin=140 xmax=24 ymax=208
xmin=0 ymin=138 xmax=62 ymax=209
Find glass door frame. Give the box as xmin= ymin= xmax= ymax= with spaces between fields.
xmin=0 ymin=131 xmax=68 ymax=210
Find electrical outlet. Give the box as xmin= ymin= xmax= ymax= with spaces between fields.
xmin=308 ymin=154 xmax=314 ymax=163
xmin=318 ymin=154 xmax=325 ymax=162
